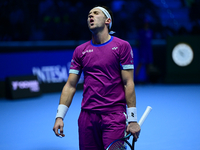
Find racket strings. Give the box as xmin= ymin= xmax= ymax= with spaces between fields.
xmin=107 ymin=140 xmax=127 ymax=150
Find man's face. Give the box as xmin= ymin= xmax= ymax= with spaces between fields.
xmin=87 ymin=8 xmax=107 ymax=32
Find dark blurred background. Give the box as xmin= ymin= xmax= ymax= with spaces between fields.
xmin=1 ymin=0 xmax=200 ymax=41
xmin=1 ymin=0 xmax=200 ymax=99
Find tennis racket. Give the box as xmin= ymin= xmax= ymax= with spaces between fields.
xmin=106 ymin=106 xmax=152 ymax=150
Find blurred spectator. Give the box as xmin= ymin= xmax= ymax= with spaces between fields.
xmin=29 ymin=23 xmax=45 ymax=41
xmin=135 ymin=19 xmax=160 ymax=83
xmin=0 ymin=0 xmax=199 ymax=41
xmin=9 ymin=3 xmax=26 ymax=40
xmin=177 ymin=26 xmax=188 ymax=35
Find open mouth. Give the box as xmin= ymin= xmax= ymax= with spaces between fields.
xmin=90 ymin=19 xmax=94 ymax=25
xmin=90 ymin=19 xmax=94 ymax=23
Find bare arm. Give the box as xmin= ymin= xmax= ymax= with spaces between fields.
xmin=121 ymin=69 xmax=140 ymax=141
xmin=53 ymin=73 xmax=80 ymax=137
xmin=121 ymin=69 xmax=136 ymax=108
xmin=59 ymin=73 xmax=80 ymax=107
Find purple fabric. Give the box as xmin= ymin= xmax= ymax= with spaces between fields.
xmin=69 ymin=36 xmax=134 ymax=113
xmin=78 ymin=110 xmax=127 ymax=150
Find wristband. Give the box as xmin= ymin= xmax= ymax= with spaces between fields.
xmin=55 ymin=104 xmax=68 ymax=119
xmin=127 ymin=107 xmax=137 ymax=123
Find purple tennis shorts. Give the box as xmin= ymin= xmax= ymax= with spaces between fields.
xmin=78 ymin=110 xmax=127 ymax=150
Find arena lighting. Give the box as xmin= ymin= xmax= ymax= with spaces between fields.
xmin=6 ymin=75 xmax=41 ymax=99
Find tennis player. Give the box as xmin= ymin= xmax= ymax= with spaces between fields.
xmin=53 ymin=5 xmax=140 ymax=150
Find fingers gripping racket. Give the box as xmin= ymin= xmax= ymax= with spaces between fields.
xmin=106 ymin=106 xmax=152 ymax=150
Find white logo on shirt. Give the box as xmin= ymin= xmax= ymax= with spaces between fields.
xmin=82 ymin=49 xmax=93 ymax=55
xmin=112 ymin=47 xmax=118 ymax=50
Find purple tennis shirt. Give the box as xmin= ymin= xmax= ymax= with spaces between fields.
xmin=69 ymin=36 xmax=134 ymax=113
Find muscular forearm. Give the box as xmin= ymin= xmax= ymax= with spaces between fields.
xmin=124 ymin=81 xmax=136 ymax=108
xmin=125 ymin=84 xmax=140 ymax=141
xmin=59 ymin=82 xmax=76 ymax=107
xmin=53 ymin=82 xmax=75 ymax=137
xmin=59 ymin=73 xmax=79 ymax=107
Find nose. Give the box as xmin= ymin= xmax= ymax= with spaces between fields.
xmin=88 ymin=13 xmax=93 ymax=18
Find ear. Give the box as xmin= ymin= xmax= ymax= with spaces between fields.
xmin=105 ymin=18 xmax=111 ymax=26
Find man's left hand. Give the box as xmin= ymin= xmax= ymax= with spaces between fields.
xmin=126 ymin=122 xmax=141 ymax=141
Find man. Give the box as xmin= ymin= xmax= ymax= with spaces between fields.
xmin=53 ymin=6 xmax=140 ymax=150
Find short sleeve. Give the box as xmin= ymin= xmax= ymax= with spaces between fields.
xmin=69 ymin=47 xmax=82 ymax=75
xmin=120 ymin=42 xmax=134 ymax=70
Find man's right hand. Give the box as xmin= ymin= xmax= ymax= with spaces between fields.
xmin=53 ymin=118 xmax=65 ymax=137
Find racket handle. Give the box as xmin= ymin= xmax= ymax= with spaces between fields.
xmin=132 ymin=106 xmax=152 ymax=149
xmin=132 ymin=138 xmax=135 ymax=150
xmin=138 ymin=106 xmax=152 ymax=126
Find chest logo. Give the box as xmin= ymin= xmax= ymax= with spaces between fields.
xmin=82 ymin=49 xmax=93 ymax=55
xmin=112 ymin=47 xmax=118 ymax=50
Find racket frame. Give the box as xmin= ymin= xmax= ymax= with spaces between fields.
xmin=106 ymin=133 xmax=133 ymax=150
xmin=106 ymin=106 xmax=152 ymax=150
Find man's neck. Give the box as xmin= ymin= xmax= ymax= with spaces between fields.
xmin=91 ymin=30 xmax=111 ymax=45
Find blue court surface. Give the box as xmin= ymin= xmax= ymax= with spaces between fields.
xmin=0 ymin=84 xmax=200 ymax=150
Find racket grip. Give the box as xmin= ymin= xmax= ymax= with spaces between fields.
xmin=138 ymin=106 xmax=152 ymax=126
xmin=132 ymin=139 xmax=135 ymax=150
